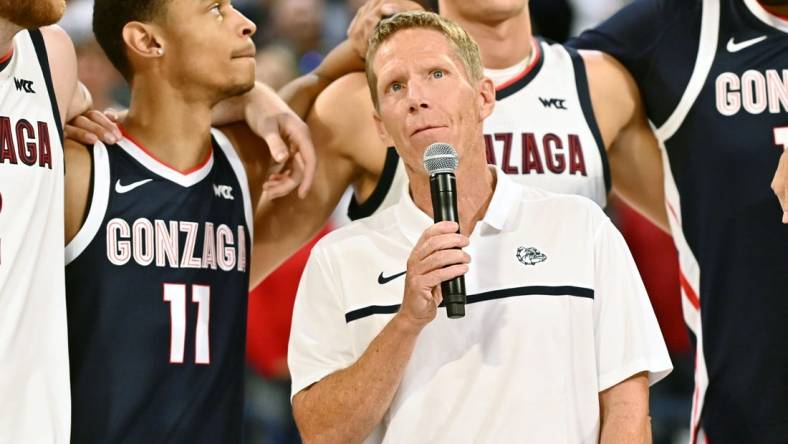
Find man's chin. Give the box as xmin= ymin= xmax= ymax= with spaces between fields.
xmin=221 ymin=78 xmax=255 ymax=101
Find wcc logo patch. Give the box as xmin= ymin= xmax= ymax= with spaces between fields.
xmin=516 ymin=246 xmax=547 ymax=266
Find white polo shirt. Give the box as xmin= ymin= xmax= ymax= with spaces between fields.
xmin=289 ymin=166 xmax=671 ymax=443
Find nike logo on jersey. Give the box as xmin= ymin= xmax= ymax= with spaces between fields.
xmin=726 ymin=36 xmax=767 ymax=53
xmin=115 ymin=179 xmax=153 ymax=194
xmin=378 ymin=271 xmax=406 ymax=284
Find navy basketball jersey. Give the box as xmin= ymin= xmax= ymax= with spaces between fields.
xmin=64 ymin=129 xmax=253 ymax=443
xmin=572 ymin=1 xmax=788 ymax=442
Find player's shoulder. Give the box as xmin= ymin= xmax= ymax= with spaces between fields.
xmin=312 ymin=72 xmax=372 ymax=122
xmin=308 ymin=71 xmax=383 ymax=161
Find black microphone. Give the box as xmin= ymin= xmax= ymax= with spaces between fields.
xmin=423 ymin=143 xmax=466 ymax=319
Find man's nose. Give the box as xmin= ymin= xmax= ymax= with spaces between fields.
xmin=407 ymin=80 xmax=430 ymax=113
xmin=232 ymin=7 xmax=257 ymax=37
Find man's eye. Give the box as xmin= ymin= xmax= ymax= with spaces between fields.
xmin=390 ymin=83 xmax=402 ymax=92
xmin=210 ymin=3 xmax=223 ymax=16
xmin=432 ymin=70 xmax=444 ymax=79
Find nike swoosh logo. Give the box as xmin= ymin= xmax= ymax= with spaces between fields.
xmin=726 ymin=36 xmax=767 ymax=53
xmin=115 ymin=179 xmax=153 ymax=194
xmin=377 ymin=271 xmax=406 ymax=285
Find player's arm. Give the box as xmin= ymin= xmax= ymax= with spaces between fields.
xmin=599 ymin=372 xmax=651 ymax=444
xmin=64 ymin=139 xmax=93 ymax=244
xmin=221 ymin=73 xmax=375 ymax=286
xmin=278 ymin=0 xmax=423 ymax=119
xmin=583 ymin=50 xmax=669 ymax=232
xmin=39 ymin=25 xmax=91 ymax=126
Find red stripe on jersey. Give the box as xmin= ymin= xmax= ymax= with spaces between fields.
xmin=495 ymin=41 xmax=542 ymax=92
xmin=0 ymin=48 xmax=13 ymax=64
xmin=679 ymin=270 xmax=700 ymax=310
xmin=760 ymin=3 xmax=788 ymax=21
xmin=118 ymin=124 xmax=213 ymax=175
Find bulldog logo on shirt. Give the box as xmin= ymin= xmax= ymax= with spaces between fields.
xmin=516 ymin=246 xmax=547 ymax=266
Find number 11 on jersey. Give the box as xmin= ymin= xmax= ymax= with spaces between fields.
xmin=164 ymin=283 xmax=211 ymax=365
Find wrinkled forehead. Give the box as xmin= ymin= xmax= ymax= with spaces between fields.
xmin=373 ymin=28 xmax=462 ymax=79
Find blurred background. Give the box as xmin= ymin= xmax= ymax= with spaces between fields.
xmin=58 ymin=0 xmax=693 ymax=442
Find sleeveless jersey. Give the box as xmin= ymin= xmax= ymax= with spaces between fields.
xmin=348 ymin=38 xmax=610 ymax=220
xmin=65 ymin=129 xmax=253 ymax=443
xmin=572 ymin=1 xmax=788 ymax=442
xmin=0 ymin=29 xmax=69 ymax=444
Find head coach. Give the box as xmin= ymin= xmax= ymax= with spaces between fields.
xmin=287 ymin=11 xmax=672 ymax=444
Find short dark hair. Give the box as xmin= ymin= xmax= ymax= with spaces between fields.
xmin=92 ymin=0 xmax=168 ymax=81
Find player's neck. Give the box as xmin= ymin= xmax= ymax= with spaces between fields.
xmin=441 ymin=9 xmax=532 ymax=69
xmin=123 ymin=79 xmax=214 ymax=173
xmin=0 ymin=19 xmax=22 ymax=57
xmin=408 ymin=144 xmax=496 ymax=236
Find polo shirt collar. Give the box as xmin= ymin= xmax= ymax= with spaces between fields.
xmin=394 ymin=166 xmax=522 ymax=245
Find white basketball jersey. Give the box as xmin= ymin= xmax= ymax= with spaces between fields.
xmin=0 ymin=30 xmax=69 ymax=443
xmin=348 ymin=39 xmax=610 ymax=221
xmin=483 ymin=39 xmax=609 ymax=207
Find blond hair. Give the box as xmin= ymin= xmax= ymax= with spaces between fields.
xmin=365 ymin=11 xmax=484 ymax=108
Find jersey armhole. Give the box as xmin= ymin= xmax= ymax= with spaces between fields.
xmin=210 ymin=128 xmax=254 ymax=239
xmin=28 ymin=29 xmax=64 ymax=147
xmin=567 ymin=47 xmax=612 ymax=196
xmin=65 ymin=143 xmax=110 ymax=265
xmin=347 ymin=146 xmax=400 ymax=221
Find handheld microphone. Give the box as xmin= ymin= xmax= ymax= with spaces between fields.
xmin=423 ymin=143 xmax=466 ymax=319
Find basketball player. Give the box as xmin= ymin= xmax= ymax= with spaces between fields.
xmin=260 ymin=0 xmax=669 ymax=267
xmin=63 ymin=0 xmax=311 ymax=441
xmin=569 ymin=1 xmax=788 ymax=442
xmin=0 ymin=1 xmax=96 ymax=441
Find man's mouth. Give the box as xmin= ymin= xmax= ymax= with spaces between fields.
xmin=411 ymin=125 xmax=447 ymax=137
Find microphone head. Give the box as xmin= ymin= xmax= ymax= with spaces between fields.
xmin=423 ymin=143 xmax=458 ymax=175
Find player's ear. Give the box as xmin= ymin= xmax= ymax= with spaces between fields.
xmin=122 ymin=21 xmax=166 ymax=62
xmin=477 ymin=76 xmax=495 ymax=121
xmin=373 ymin=108 xmax=395 ymax=147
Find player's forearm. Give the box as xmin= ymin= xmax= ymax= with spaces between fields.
xmin=279 ymin=41 xmax=364 ymax=119
xmin=66 ymin=81 xmax=93 ymax=122
xmin=211 ymin=81 xmax=289 ymax=126
xmin=293 ymin=314 xmax=423 ymax=444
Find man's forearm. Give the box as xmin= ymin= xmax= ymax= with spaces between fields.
xmin=279 ymin=41 xmax=365 ymax=119
xmin=599 ymin=372 xmax=651 ymax=444
xmin=293 ymin=314 xmax=423 ymax=444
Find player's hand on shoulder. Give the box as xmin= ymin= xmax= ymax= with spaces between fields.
xmin=242 ymin=84 xmax=316 ymax=199
xmin=398 ymin=221 xmax=470 ymax=330
xmin=65 ymin=106 xmax=123 ymax=146
xmin=771 ymin=147 xmax=788 ymax=224
xmin=347 ymin=0 xmax=424 ymax=60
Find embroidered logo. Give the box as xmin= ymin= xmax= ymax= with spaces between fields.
xmin=115 ymin=178 xmax=153 ymax=194
xmin=516 ymin=246 xmax=546 ymax=266
xmin=538 ymin=97 xmax=567 ymax=110
xmin=726 ymin=36 xmax=767 ymax=53
xmin=14 ymin=77 xmax=35 ymax=94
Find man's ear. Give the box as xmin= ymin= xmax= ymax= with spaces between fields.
xmin=373 ymin=108 xmax=395 ymax=147
xmin=122 ymin=21 xmax=165 ymax=63
xmin=477 ymin=76 xmax=496 ymax=121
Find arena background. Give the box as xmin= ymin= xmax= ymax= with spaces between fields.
xmin=58 ymin=1 xmax=693 ymax=442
